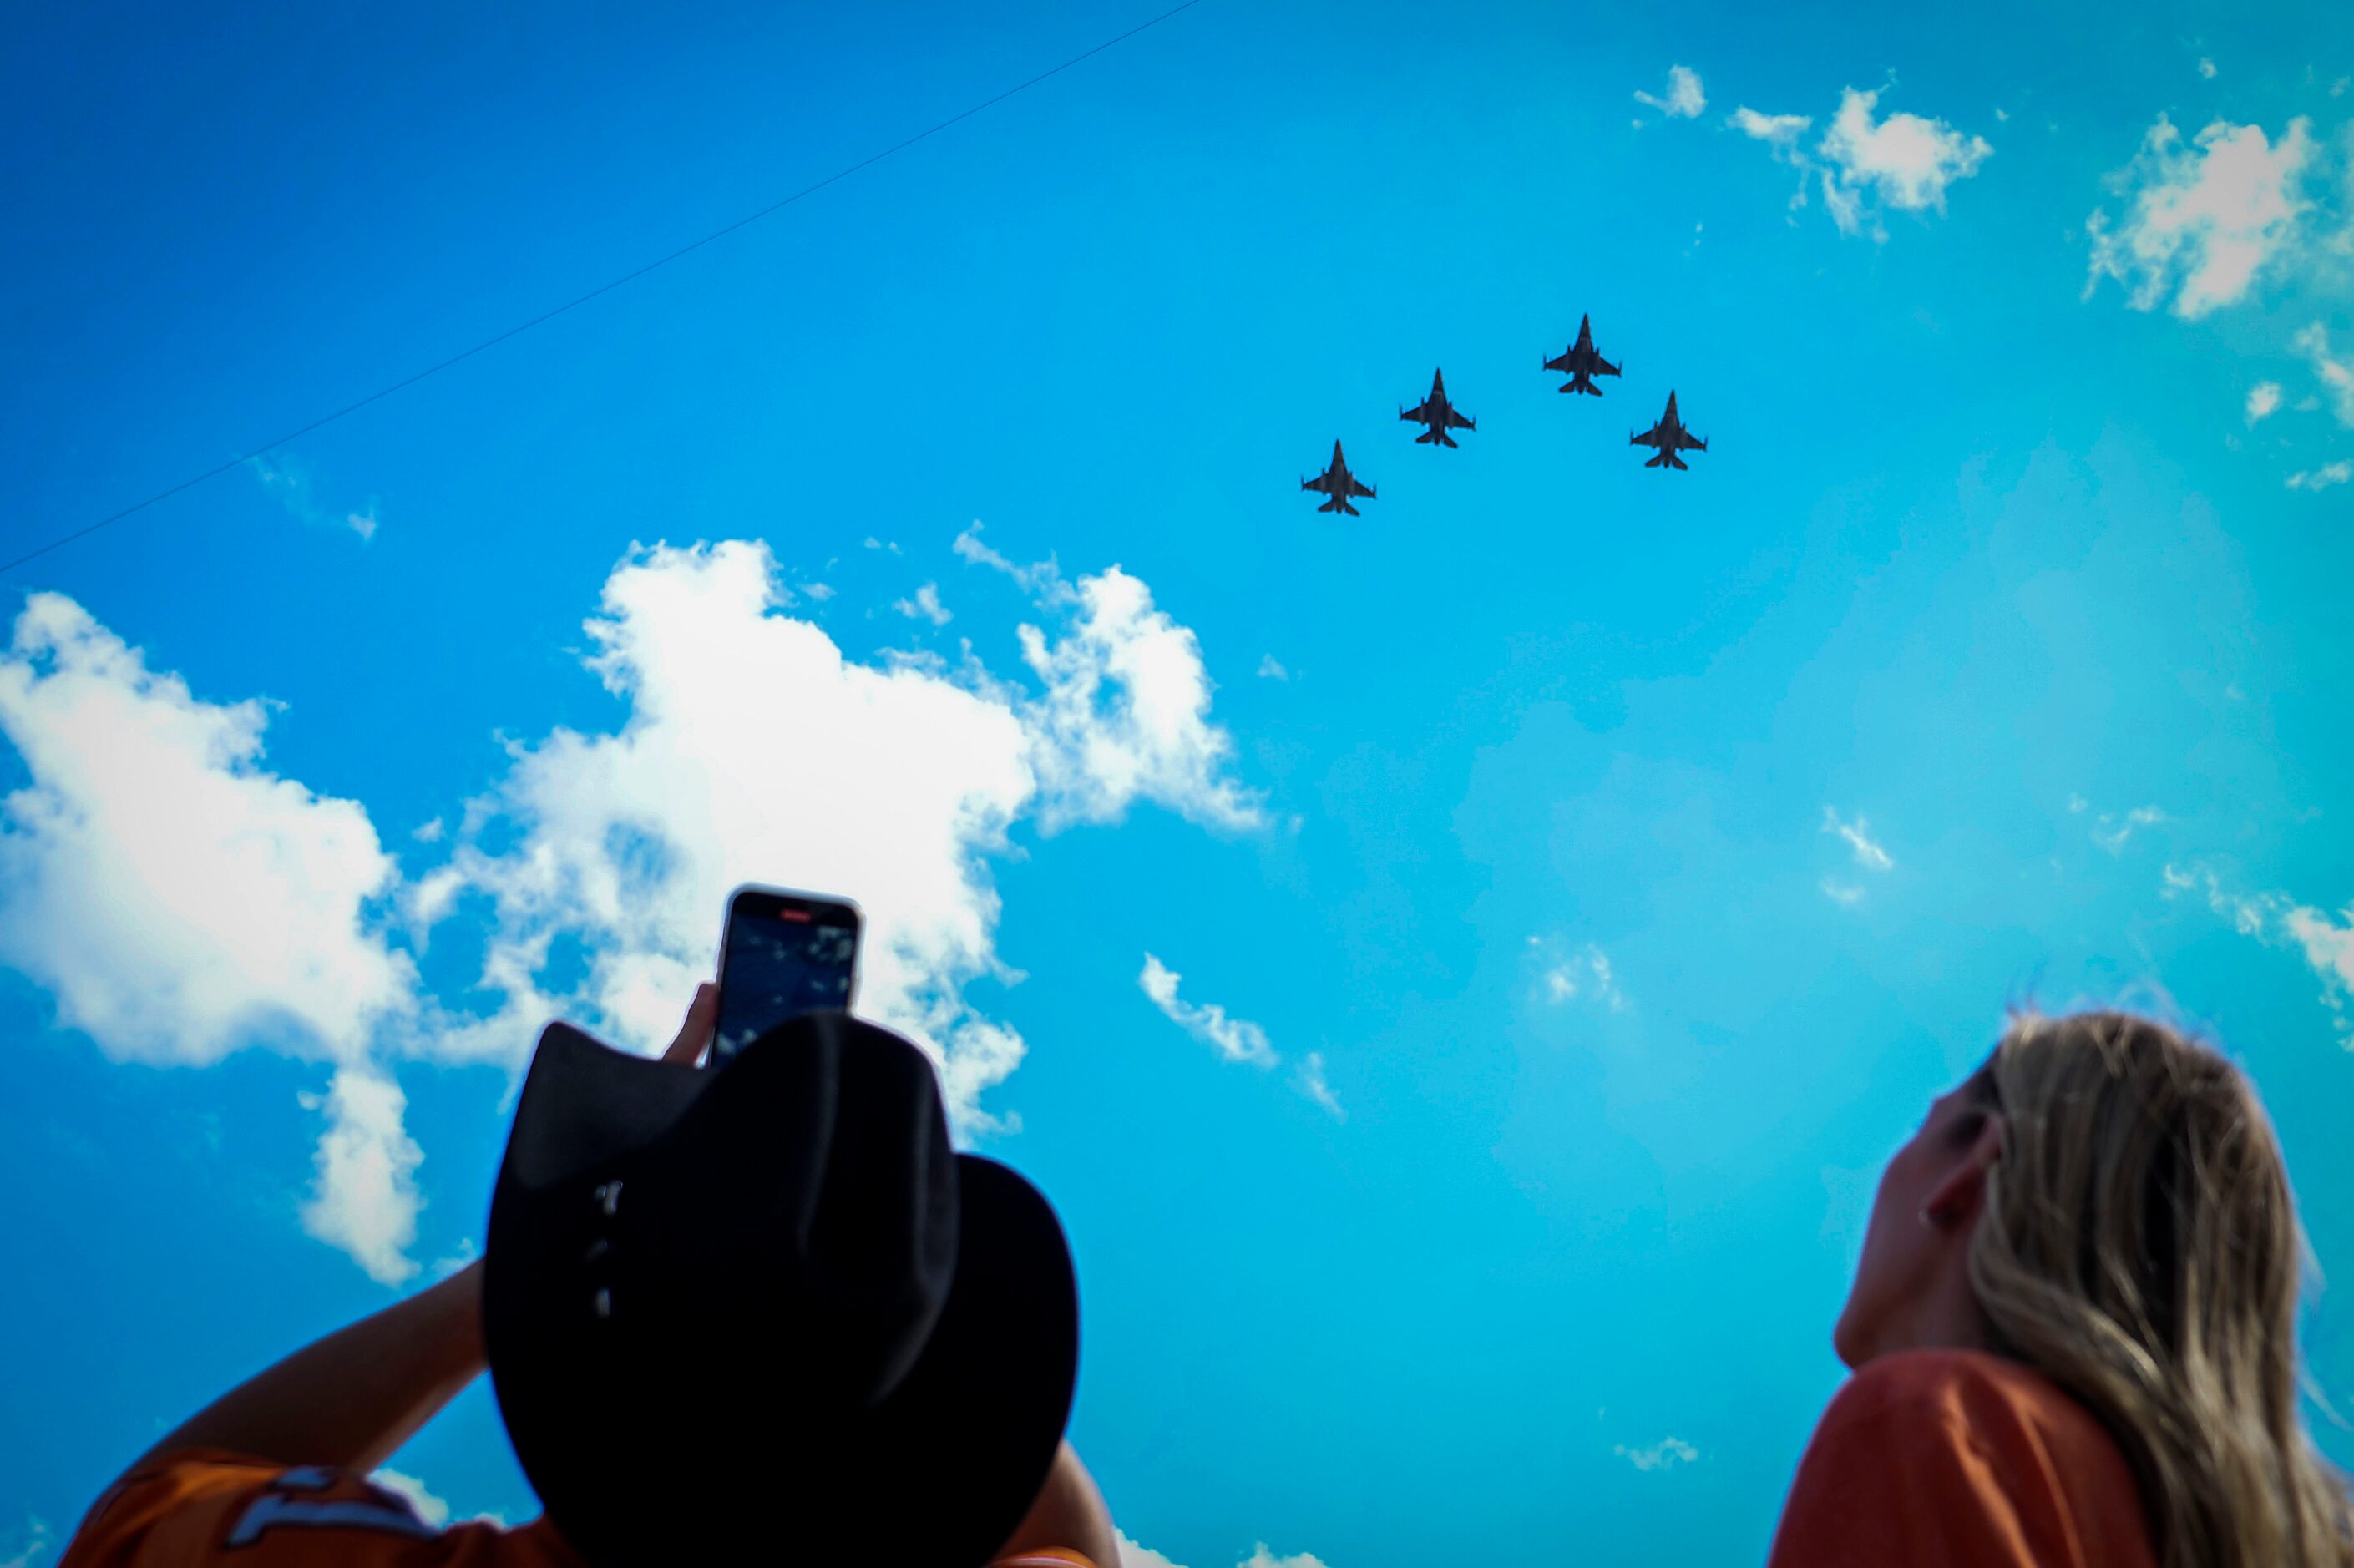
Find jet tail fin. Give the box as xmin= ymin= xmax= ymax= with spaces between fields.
xmin=1644 ymin=450 xmax=1670 ymax=468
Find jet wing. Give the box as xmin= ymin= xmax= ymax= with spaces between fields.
xmin=1348 ymin=475 xmax=1376 ymax=498
xmin=1683 ymin=433 xmax=1707 ymax=451
xmin=1543 ymin=351 xmax=1574 ymax=373
xmin=1400 ymin=401 xmax=1433 ymax=423
xmin=1631 ymin=426 xmax=1663 ymax=447
xmin=1301 ymin=474 xmax=1333 ymax=493
xmin=1595 ymin=356 xmax=1621 ymax=377
xmin=1447 ymin=408 xmax=1476 ymax=429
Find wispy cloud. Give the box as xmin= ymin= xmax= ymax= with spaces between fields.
xmin=2085 ymin=115 xmax=2315 ymax=318
xmin=1258 ymin=654 xmax=1289 ymax=681
xmin=2164 ymin=863 xmax=2354 ymax=1036
xmin=2286 ymin=460 xmax=2352 ymax=491
xmin=2291 ymin=324 xmax=2354 ymax=427
xmin=2245 ymin=382 xmax=2283 ymax=423
xmin=0 ymin=1517 xmax=51 ymax=1568
xmin=1615 ymin=1436 xmax=1700 ymax=1472
xmin=1635 ymin=65 xmax=1706 ymax=119
xmin=1822 ymin=807 xmax=1895 ymax=873
xmin=1296 ymin=1051 xmax=1344 ymax=1120
xmin=248 ymin=453 xmax=379 ymax=540
xmin=1139 ymin=953 xmax=1276 ymax=1066
xmin=2092 ymin=804 xmax=2167 ymax=854
xmin=1529 ymin=937 xmax=1628 ymax=1011
xmin=893 ymin=582 xmax=952 ymax=625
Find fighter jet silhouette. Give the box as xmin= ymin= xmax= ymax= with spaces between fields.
xmin=1400 ymin=368 xmax=1476 ymax=448
xmin=1631 ymin=391 xmax=1706 ymax=470
xmin=1544 ymin=314 xmax=1621 ymax=396
xmin=1301 ymin=440 xmax=1376 ymax=515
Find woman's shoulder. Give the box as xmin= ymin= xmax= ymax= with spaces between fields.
xmin=1821 ymin=1348 xmax=2112 ymax=1451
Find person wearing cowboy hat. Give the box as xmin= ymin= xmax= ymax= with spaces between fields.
xmin=55 ymin=985 xmax=1119 ymax=1568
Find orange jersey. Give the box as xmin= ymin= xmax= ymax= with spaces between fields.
xmin=58 ymin=1449 xmax=1099 ymax=1568
xmin=1766 ymin=1349 xmax=2157 ymax=1568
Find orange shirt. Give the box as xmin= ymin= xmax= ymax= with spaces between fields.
xmin=58 ymin=1449 xmax=1097 ymax=1568
xmin=1767 ymin=1349 xmax=2157 ymax=1568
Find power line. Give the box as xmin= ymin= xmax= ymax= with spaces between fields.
xmin=2 ymin=0 xmax=1207 ymax=579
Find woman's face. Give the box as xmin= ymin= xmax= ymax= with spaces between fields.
xmin=1834 ymin=1072 xmax=2003 ymax=1368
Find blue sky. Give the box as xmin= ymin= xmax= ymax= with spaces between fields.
xmin=4 ymin=1 xmax=2354 ymax=1564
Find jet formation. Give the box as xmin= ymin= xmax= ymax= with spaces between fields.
xmin=1301 ymin=313 xmax=1703 ymax=513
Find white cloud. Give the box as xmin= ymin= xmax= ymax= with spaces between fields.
xmin=2199 ymin=57 xmax=2218 ymax=80
xmin=1615 ymin=1436 xmax=1700 ymax=1472
xmin=802 ymin=581 xmax=837 ymax=601
xmin=1296 ymin=1051 xmax=1344 ymax=1120
xmin=894 ymin=582 xmax=953 ymax=625
xmin=1020 ymin=569 xmax=1262 ymax=832
xmin=0 ymin=594 xmax=418 ymax=1068
xmin=299 ymin=1065 xmax=424 ymax=1286
xmin=0 ymin=535 xmax=1258 ymax=1281
xmin=1241 ymin=1550 xmax=1333 ymax=1568
xmin=2164 ymin=864 xmax=2354 ymax=1034
xmin=369 ymin=1470 xmax=449 ymax=1529
xmin=0 ymin=1518 xmax=51 ymax=1568
xmin=1139 ymin=953 xmax=1276 ymax=1067
xmin=249 ymin=454 xmax=378 ymax=541
xmin=1820 ymin=878 xmax=1866 ymax=908
xmin=425 ymin=539 xmax=1257 ymax=1132
xmin=1120 ymin=1537 xmax=1187 ymax=1568
xmin=1635 ymin=65 xmax=1705 ymax=119
xmin=1822 ymin=807 xmax=1894 ymax=872
xmin=2292 ymin=324 xmax=2354 ymax=426
xmin=1258 ymin=655 xmax=1289 ymax=681
xmin=1732 ymin=90 xmax=1987 ymax=239
xmin=2092 ymin=804 xmax=2167 ymax=853
xmin=1817 ymin=88 xmax=1992 ymax=236
xmin=2085 ymin=115 xmax=2316 ymax=317
xmin=2286 ymin=461 xmax=2353 ymax=490
xmin=1531 ymin=938 xmax=1628 ymax=1011
xmin=2246 ymin=382 xmax=2284 ymax=423
xmin=1729 ymin=107 xmax=1810 ymax=150
xmin=954 ymin=521 xmax=1070 ymax=601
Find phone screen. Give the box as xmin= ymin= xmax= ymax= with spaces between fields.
xmin=711 ymin=888 xmax=861 ymax=1065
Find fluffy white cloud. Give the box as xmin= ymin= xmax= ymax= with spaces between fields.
xmin=1120 ymin=1536 xmax=1187 ymax=1568
xmin=0 ymin=534 xmax=1258 ymax=1279
xmin=428 ymin=539 xmax=1257 ymax=1133
xmin=0 ymin=594 xmax=417 ymax=1067
xmin=1139 ymin=953 xmax=1275 ymax=1066
xmin=1818 ymin=89 xmax=1992 ymax=233
xmin=1020 ymin=569 xmax=1260 ymax=832
xmin=1731 ymin=89 xmax=1987 ymax=239
xmin=2198 ymin=57 xmax=2218 ymax=80
xmin=2246 ymin=382 xmax=2284 ymax=423
xmin=893 ymin=582 xmax=952 ymax=625
xmin=1635 ymin=65 xmax=1705 ymax=119
xmin=2085 ymin=115 xmax=2315 ymax=317
xmin=299 ymin=1065 xmax=424 ymax=1286
xmin=2291 ymin=324 xmax=2354 ymax=426
xmin=1821 ymin=807 xmax=1894 ymax=873
xmin=1257 ymin=655 xmax=1289 ymax=681
xmin=2286 ymin=461 xmax=2352 ymax=490
xmin=1615 ymin=1436 xmax=1700 ymax=1472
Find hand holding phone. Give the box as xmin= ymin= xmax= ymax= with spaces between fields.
xmin=710 ymin=884 xmax=863 ymax=1066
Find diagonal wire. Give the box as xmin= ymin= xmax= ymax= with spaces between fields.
xmin=2 ymin=0 xmax=1207 ymax=578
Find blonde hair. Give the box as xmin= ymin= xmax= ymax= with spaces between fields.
xmin=1967 ymin=1010 xmax=2353 ymax=1568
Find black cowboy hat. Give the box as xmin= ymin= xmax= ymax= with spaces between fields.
xmin=483 ymin=1012 xmax=1078 ymax=1568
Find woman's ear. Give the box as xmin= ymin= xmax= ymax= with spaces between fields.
xmin=1922 ymin=1111 xmax=2005 ymax=1230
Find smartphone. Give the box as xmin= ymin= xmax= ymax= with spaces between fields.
xmin=709 ymin=884 xmax=863 ymax=1066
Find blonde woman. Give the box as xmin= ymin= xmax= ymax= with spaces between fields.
xmin=1769 ymin=1010 xmax=2353 ymax=1568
